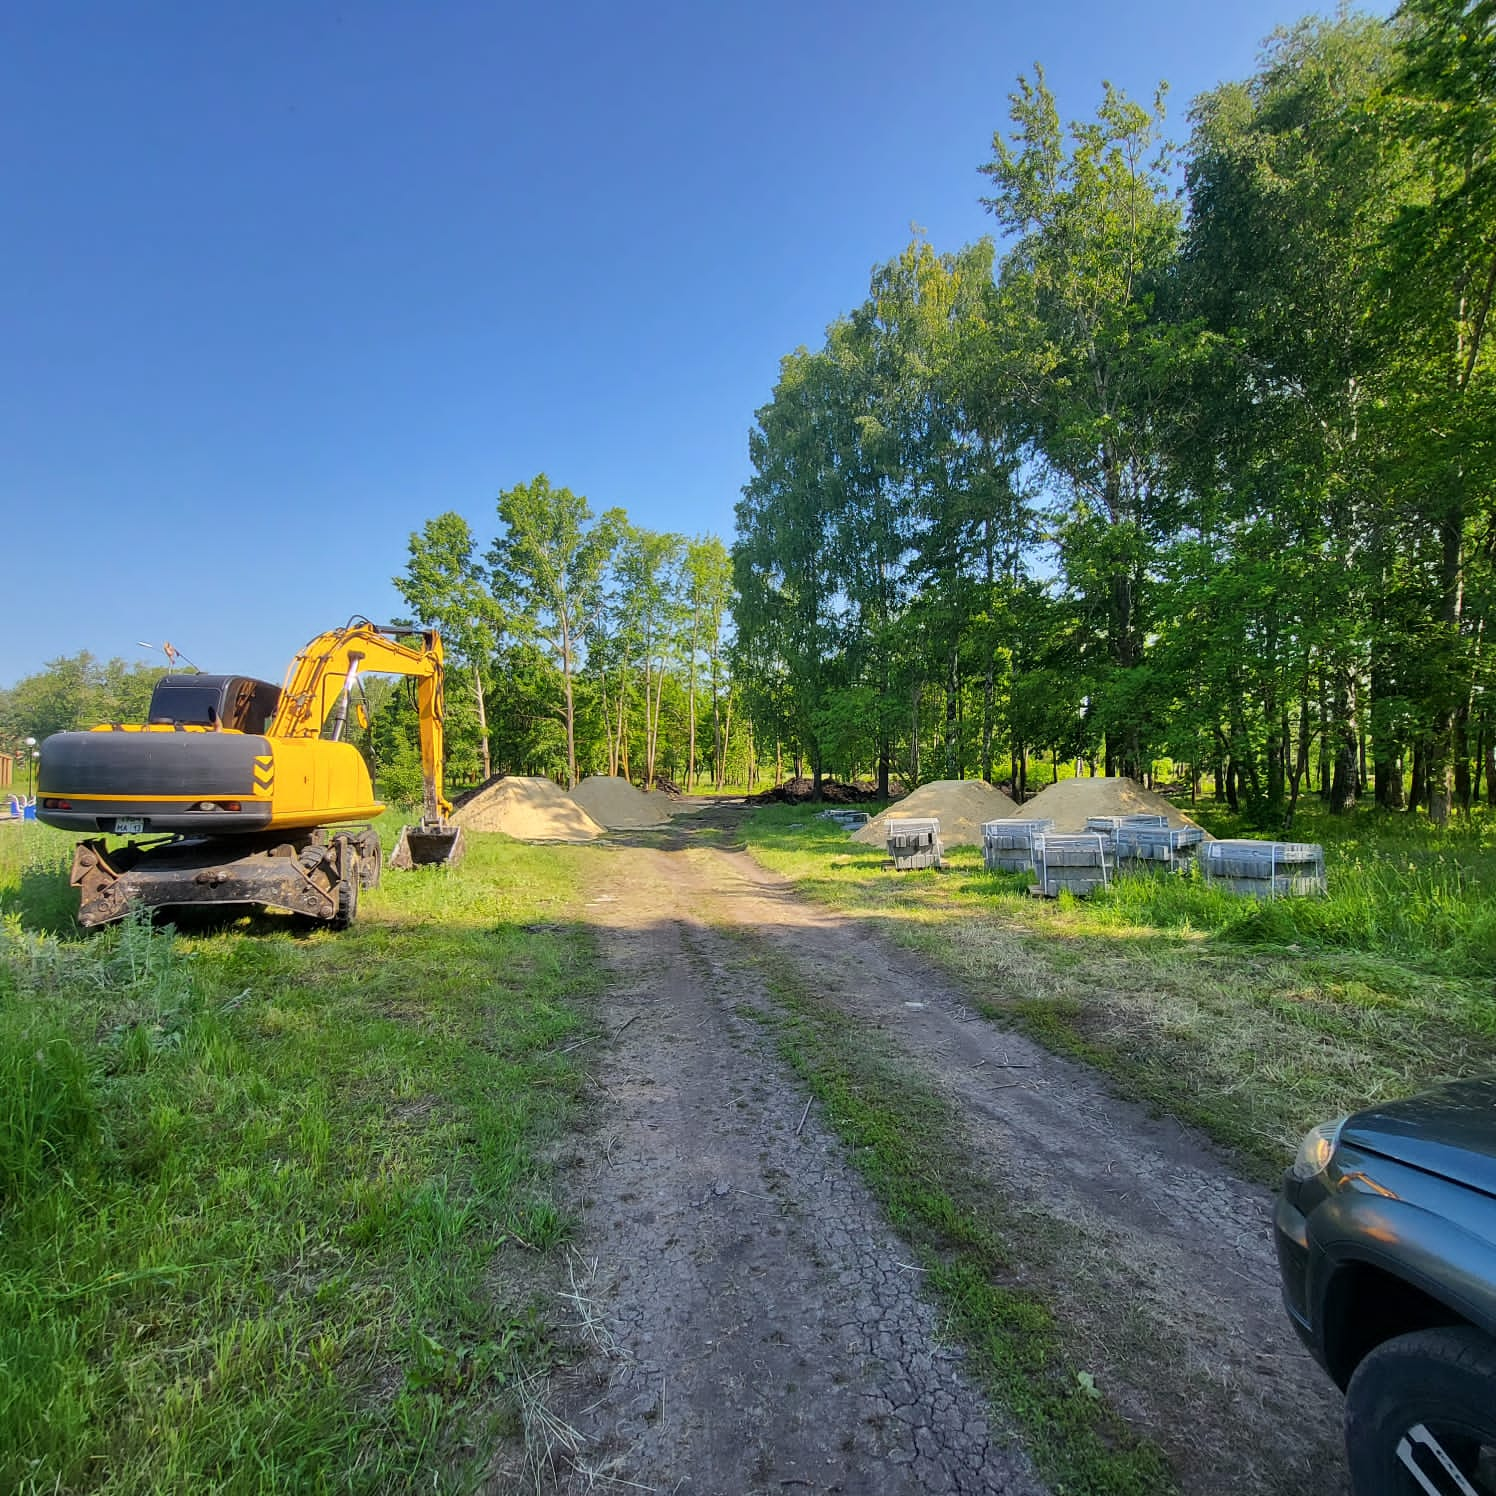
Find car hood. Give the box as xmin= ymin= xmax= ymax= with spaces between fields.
xmin=1342 ymin=1077 xmax=1496 ymax=1198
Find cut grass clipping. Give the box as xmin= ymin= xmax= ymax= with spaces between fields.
xmin=743 ymin=800 xmax=1496 ymax=1179
xmin=0 ymin=817 xmax=600 ymax=1495
xmin=722 ymin=930 xmax=1173 ymax=1496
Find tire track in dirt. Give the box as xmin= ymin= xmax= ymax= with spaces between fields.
xmin=689 ymin=841 xmax=1350 ymax=1496
xmin=552 ymin=844 xmax=1045 ymax=1496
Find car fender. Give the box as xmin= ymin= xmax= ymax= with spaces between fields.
xmin=1307 ymin=1165 xmax=1496 ymax=1380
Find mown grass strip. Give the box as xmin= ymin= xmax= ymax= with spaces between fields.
xmin=719 ymin=928 xmax=1175 ymax=1496
xmin=0 ymin=817 xmax=599 ymax=1496
xmin=741 ymin=801 xmax=1496 ymax=1178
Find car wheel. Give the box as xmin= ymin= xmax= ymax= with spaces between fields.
xmin=1346 ymin=1326 xmax=1496 ymax=1494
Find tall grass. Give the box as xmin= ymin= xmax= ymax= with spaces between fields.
xmin=742 ymin=800 xmax=1496 ymax=1175
xmin=1093 ymin=801 xmax=1496 ymax=978
xmin=0 ymin=818 xmax=600 ymax=1494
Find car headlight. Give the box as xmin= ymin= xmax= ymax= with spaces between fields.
xmin=1290 ymin=1117 xmax=1347 ymax=1181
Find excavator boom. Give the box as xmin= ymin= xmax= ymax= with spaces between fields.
xmin=274 ymin=623 xmax=461 ymax=866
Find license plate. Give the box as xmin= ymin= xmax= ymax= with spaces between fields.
xmin=114 ymin=817 xmax=146 ymax=835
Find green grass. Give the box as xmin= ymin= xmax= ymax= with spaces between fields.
xmin=742 ymin=800 xmax=1496 ymax=1178
xmin=0 ymin=816 xmax=601 ymax=1495
xmin=723 ymin=936 xmax=1172 ymax=1496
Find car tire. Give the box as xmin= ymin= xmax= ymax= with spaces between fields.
xmin=1345 ymin=1325 xmax=1496 ymax=1494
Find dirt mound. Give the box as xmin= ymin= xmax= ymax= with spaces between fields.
xmin=449 ymin=773 xmax=504 ymax=813
xmin=751 ymin=778 xmax=889 ymax=806
xmin=570 ymin=775 xmax=670 ymax=829
xmin=1011 ymin=776 xmax=1210 ymax=837
xmin=853 ymin=779 xmax=1018 ymax=849
xmin=451 ymin=775 xmax=604 ymax=841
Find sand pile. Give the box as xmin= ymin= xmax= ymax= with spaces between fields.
xmin=853 ymin=779 xmax=1019 ymax=849
xmin=1009 ymin=776 xmax=1210 ymax=838
xmin=570 ymin=775 xmax=671 ymax=829
xmin=451 ymin=775 xmax=604 ymax=841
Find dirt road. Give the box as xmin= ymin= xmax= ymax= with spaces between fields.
xmin=549 ymin=808 xmax=1346 ymax=1494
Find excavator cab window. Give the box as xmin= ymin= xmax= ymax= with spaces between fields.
xmin=147 ymin=676 xmax=281 ymax=733
xmin=148 ymin=678 xmax=227 ymax=727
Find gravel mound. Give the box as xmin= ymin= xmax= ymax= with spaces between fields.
xmin=451 ymin=775 xmax=604 ymax=841
xmin=853 ymin=779 xmax=1018 ymax=849
xmin=1010 ymin=776 xmax=1211 ymax=837
xmin=571 ymin=775 xmax=671 ymax=829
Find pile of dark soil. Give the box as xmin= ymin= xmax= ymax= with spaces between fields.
xmin=749 ymin=778 xmax=892 ymax=806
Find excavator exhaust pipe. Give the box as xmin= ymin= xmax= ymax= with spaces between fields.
xmin=390 ymin=821 xmax=465 ymax=870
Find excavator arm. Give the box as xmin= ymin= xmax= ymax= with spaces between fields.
xmin=271 ymin=621 xmax=452 ymax=823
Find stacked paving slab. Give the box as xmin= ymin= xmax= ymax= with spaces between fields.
xmin=885 ymin=817 xmax=943 ymax=870
xmin=982 ymin=817 xmax=1053 ymax=873
xmin=1030 ymin=831 xmax=1115 ymax=897
xmin=1201 ymin=839 xmax=1326 ymax=897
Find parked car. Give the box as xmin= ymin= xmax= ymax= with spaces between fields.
xmin=1277 ymin=1076 xmax=1496 ymax=1493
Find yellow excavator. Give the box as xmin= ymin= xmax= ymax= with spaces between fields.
xmin=36 ymin=620 xmax=464 ymax=928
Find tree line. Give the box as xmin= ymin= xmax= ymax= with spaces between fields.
xmin=731 ymin=0 xmax=1496 ymax=825
xmin=375 ymin=477 xmax=743 ymax=797
xmin=0 ymin=482 xmax=748 ymax=801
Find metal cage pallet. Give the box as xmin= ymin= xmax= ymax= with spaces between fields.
xmin=1201 ymin=839 xmax=1326 ymax=897
xmin=1030 ymin=831 xmax=1115 ymax=897
xmin=885 ymin=816 xmax=943 ymax=870
xmin=981 ymin=816 xmax=1053 ymax=873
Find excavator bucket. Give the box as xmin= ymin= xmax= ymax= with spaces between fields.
xmin=390 ymin=820 xmax=465 ymax=870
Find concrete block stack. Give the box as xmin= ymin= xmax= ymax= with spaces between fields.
xmin=885 ymin=817 xmax=943 ymax=871
xmin=1030 ymin=831 xmax=1115 ymax=897
xmin=981 ymin=817 xmax=1054 ymax=873
xmin=1201 ymin=839 xmax=1326 ymax=897
xmin=1115 ymin=822 xmax=1206 ymax=873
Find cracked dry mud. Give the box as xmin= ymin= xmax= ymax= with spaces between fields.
xmin=549 ymin=805 xmax=1346 ymax=1495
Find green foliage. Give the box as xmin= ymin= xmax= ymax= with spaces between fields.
xmin=489 ymin=474 xmax=624 ymax=787
xmin=0 ymin=819 xmax=602 ymax=1493
xmin=0 ymin=653 xmax=166 ymax=745
xmin=726 ymin=8 xmax=1496 ymax=821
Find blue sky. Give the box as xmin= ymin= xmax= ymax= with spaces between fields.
xmin=2 ymin=1 xmax=1391 ymax=687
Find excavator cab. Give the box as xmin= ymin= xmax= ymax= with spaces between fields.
xmin=147 ymin=675 xmax=282 ymax=733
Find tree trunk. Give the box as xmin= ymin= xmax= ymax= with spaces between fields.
xmin=981 ymin=518 xmax=996 ymax=783
xmin=561 ymin=635 xmax=577 ymax=789
xmin=1427 ymin=503 xmax=1466 ymax=826
xmin=909 ymin=681 xmax=921 ymax=787
xmin=716 ymin=694 xmax=733 ymax=792
xmin=473 ymin=666 xmax=491 ymax=782
xmin=1317 ymin=673 xmax=1332 ymax=801
xmin=1454 ymin=700 xmax=1473 ymax=813
xmin=945 ymin=646 xmax=959 ymax=780
xmin=1329 ymin=669 xmax=1358 ymax=815
xmin=1409 ymin=740 xmax=1427 ymax=815
xmin=687 ymin=610 xmax=700 ymax=792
